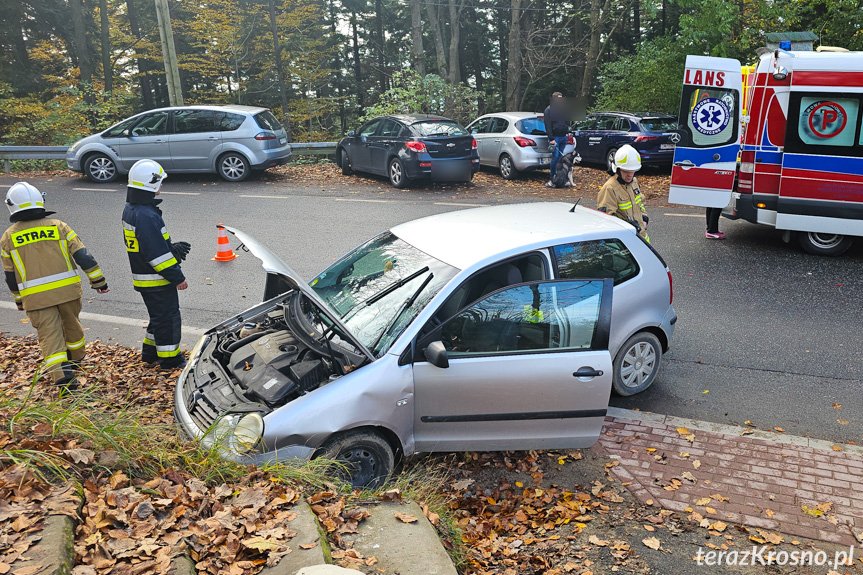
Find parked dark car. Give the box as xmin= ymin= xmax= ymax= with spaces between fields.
xmin=571 ymin=112 xmax=680 ymax=173
xmin=336 ymin=114 xmax=479 ymax=188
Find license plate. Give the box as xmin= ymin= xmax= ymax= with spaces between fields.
xmin=539 ymin=157 xmax=549 ymax=165
xmin=660 ymin=143 xmax=675 ymax=150
xmin=279 ymin=138 xmax=287 ymax=145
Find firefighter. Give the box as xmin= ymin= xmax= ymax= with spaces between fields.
xmin=2 ymin=182 xmax=109 ymax=389
xmin=122 ymin=159 xmax=191 ymax=369
xmin=596 ymin=144 xmax=650 ymax=242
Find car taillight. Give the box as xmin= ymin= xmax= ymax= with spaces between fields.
xmin=667 ymin=270 xmax=673 ymax=305
xmin=634 ymin=135 xmax=659 ymax=142
xmin=406 ymin=141 xmax=427 ymax=153
xmin=514 ymin=136 xmax=536 ymax=147
xmin=254 ymin=132 xmax=277 ymax=140
xmin=472 ymin=138 xmax=478 ymax=150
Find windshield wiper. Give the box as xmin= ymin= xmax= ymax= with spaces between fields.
xmin=362 ymin=266 xmax=430 ymax=306
xmin=370 ymin=271 xmax=434 ymax=353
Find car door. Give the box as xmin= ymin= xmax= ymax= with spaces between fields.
xmin=169 ymin=109 xmax=219 ymax=171
xmin=349 ymin=119 xmax=381 ymax=172
xmin=485 ymin=117 xmax=509 ymax=163
xmin=573 ymin=117 xmax=599 ymax=163
xmin=369 ymin=119 xmax=404 ymax=172
xmin=467 ymin=117 xmax=493 ymax=166
xmin=118 ymin=110 xmax=172 ymax=169
xmin=412 ymin=279 xmax=614 ymax=453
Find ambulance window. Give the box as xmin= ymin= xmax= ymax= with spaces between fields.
xmin=796 ymin=97 xmax=859 ymax=148
xmin=679 ymin=86 xmax=738 ymax=147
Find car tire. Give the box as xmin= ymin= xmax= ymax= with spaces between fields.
xmin=797 ymin=232 xmax=854 ymax=257
xmin=317 ymin=429 xmax=395 ymax=488
xmin=612 ymin=331 xmax=662 ymax=396
xmin=218 ymin=152 xmax=250 ymax=182
xmin=340 ymin=149 xmax=353 ymax=176
xmin=499 ymin=153 xmax=519 ymax=180
xmin=606 ymin=147 xmax=618 ymax=175
xmin=84 ymin=153 xmax=118 ymax=183
xmin=388 ymin=157 xmax=409 ymax=189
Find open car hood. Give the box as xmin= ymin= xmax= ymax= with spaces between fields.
xmin=222 ymin=225 xmax=375 ymax=362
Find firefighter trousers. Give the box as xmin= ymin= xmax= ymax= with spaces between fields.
xmin=27 ymin=299 xmax=85 ymax=384
xmin=140 ymin=288 xmax=183 ymax=367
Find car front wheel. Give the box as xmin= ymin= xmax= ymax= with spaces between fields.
xmin=606 ymin=147 xmax=618 ymax=175
xmin=84 ymin=153 xmax=118 ymax=183
xmin=218 ymin=152 xmax=250 ymax=182
xmin=499 ymin=153 xmax=519 ymax=180
xmin=340 ymin=149 xmax=353 ymax=176
xmin=797 ymin=232 xmax=854 ymax=257
xmin=612 ymin=331 xmax=662 ymax=396
xmin=317 ymin=429 xmax=395 ymax=488
xmin=389 ymin=157 xmax=409 ymax=188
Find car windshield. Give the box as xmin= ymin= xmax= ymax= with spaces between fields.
xmin=640 ymin=118 xmax=678 ymax=132
xmin=103 ymin=117 xmax=139 ymax=137
xmin=411 ymin=121 xmax=467 ymax=137
xmin=516 ymin=117 xmax=547 ymax=136
xmin=254 ymin=110 xmax=283 ymax=131
xmin=310 ymin=232 xmax=459 ymax=357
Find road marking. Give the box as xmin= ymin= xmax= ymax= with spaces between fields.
xmin=160 ymin=191 xmax=200 ymax=196
xmin=0 ymin=184 xmax=11 ymax=188
xmin=663 ymin=213 xmax=704 ymax=217
xmin=335 ymin=198 xmax=391 ymax=203
xmin=239 ymin=194 xmax=291 ymax=199
xmin=0 ymin=301 xmax=206 ymax=337
xmin=73 ymin=187 xmax=120 ymax=192
xmin=434 ymin=202 xmax=487 ymax=207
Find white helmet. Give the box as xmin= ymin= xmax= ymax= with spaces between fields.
xmin=128 ymin=159 xmax=167 ymax=193
xmin=614 ymin=145 xmax=642 ymax=172
xmin=6 ymin=182 xmax=45 ymax=216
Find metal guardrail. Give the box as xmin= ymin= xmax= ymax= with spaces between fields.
xmin=0 ymin=142 xmax=338 ymax=172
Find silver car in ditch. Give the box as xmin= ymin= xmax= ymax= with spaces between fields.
xmin=174 ymin=203 xmax=676 ymax=486
xmin=66 ymin=105 xmax=291 ymax=183
xmin=466 ymin=112 xmax=553 ymax=179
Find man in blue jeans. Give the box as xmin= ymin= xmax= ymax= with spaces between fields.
xmin=544 ymin=92 xmax=571 ymax=187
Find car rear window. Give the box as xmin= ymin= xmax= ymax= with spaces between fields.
xmin=411 ymin=121 xmax=467 ymax=137
xmin=515 ymin=117 xmax=546 ymax=135
xmin=553 ymin=239 xmax=639 ymax=286
xmin=640 ymin=118 xmax=678 ymax=132
xmin=254 ymin=111 xmax=283 ymax=131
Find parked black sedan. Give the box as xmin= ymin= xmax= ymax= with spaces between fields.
xmin=336 ymin=114 xmax=479 ymax=188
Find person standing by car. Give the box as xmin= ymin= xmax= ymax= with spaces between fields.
xmin=122 ymin=159 xmax=190 ymax=369
xmin=596 ymin=144 xmax=650 ymax=242
xmin=2 ymin=182 xmax=109 ymax=390
xmin=544 ymin=92 xmax=570 ymax=187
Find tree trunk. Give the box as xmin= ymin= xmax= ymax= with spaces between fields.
xmin=374 ymin=0 xmax=386 ymax=92
xmin=505 ymin=0 xmax=523 ymax=110
xmin=447 ymin=0 xmax=463 ymax=84
xmin=426 ymin=2 xmax=448 ymax=79
xmin=350 ymin=14 xmax=363 ymax=108
xmin=497 ymin=9 xmax=508 ymax=111
xmin=69 ymin=0 xmax=94 ymax=87
xmin=579 ymin=0 xmax=630 ymax=100
xmin=268 ymin=0 xmax=292 ymax=141
xmin=410 ymin=0 xmax=425 ymax=77
xmin=126 ymin=0 xmax=154 ymax=109
xmin=99 ymin=0 xmax=112 ymax=92
xmin=633 ymin=0 xmax=640 ymax=49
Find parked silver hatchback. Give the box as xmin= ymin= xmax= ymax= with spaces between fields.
xmin=66 ymin=105 xmax=292 ymax=183
xmin=466 ymin=112 xmax=553 ymax=179
xmin=174 ymin=203 xmax=676 ymax=487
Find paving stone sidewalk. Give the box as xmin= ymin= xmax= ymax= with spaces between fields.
xmin=595 ymin=407 xmax=863 ymax=548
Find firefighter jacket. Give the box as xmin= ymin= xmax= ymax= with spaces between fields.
xmin=597 ymin=175 xmax=649 ymax=241
xmin=122 ymin=190 xmax=185 ymax=292
xmin=1 ymin=216 xmax=107 ymax=311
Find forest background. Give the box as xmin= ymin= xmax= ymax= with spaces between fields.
xmin=1 ymin=0 xmax=861 ymax=147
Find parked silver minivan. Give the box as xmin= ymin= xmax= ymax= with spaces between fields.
xmin=66 ymin=105 xmax=292 ymax=183
xmin=466 ymin=112 xmax=552 ymax=179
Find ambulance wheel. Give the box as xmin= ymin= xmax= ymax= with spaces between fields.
xmin=606 ymin=147 xmax=618 ymax=174
xmin=797 ymin=232 xmax=853 ymax=257
xmin=499 ymin=154 xmax=519 ymax=180
xmin=612 ymin=331 xmax=662 ymax=396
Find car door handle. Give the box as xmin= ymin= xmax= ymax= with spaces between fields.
xmin=674 ymin=160 xmax=695 ymax=168
xmin=573 ymin=367 xmax=603 ymax=378
xmin=207 ymin=136 xmax=219 ymax=141
xmin=155 ymin=139 xmax=166 ymax=144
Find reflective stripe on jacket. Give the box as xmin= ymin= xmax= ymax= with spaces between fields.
xmin=596 ymin=175 xmax=649 ymax=241
xmin=122 ymin=203 xmax=184 ymax=291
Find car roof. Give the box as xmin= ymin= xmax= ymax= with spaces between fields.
xmin=477 ymin=111 xmax=544 ymax=120
xmin=390 ymin=202 xmax=632 ymax=270
xmin=131 ymin=104 xmax=269 ymax=116
xmin=588 ymin=111 xmax=675 ymax=119
xmin=385 ymin=114 xmax=455 ymax=124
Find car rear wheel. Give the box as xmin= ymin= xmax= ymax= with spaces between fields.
xmin=797 ymin=232 xmax=854 ymax=257
xmin=499 ymin=153 xmax=519 ymax=180
xmin=84 ymin=153 xmax=118 ymax=183
xmin=612 ymin=331 xmax=662 ymax=396
xmin=340 ymin=149 xmax=353 ymax=176
xmin=389 ymin=157 xmax=409 ymax=189
xmin=218 ymin=152 xmax=250 ymax=182
xmin=606 ymin=147 xmax=618 ymax=175
xmin=317 ymin=429 xmax=395 ymax=488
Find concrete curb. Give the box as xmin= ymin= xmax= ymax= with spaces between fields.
xmin=12 ymin=514 xmax=77 ymax=575
xmin=261 ymin=501 xmax=328 ymax=574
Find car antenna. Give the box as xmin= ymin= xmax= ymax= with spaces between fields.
xmin=570 ymin=198 xmax=581 ymax=212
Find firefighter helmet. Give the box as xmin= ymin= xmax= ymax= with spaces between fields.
xmin=128 ymin=159 xmax=167 ymax=193
xmin=614 ymin=145 xmax=642 ymax=172
xmin=5 ymin=182 xmax=45 ymax=216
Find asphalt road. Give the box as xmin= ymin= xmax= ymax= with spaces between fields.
xmin=2 ymin=170 xmax=861 ymax=444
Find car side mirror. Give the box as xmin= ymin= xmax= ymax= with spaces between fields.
xmin=348 ymin=130 xmax=356 ymax=137
xmin=121 ymin=129 xmax=131 ymax=137
xmin=423 ymin=341 xmax=449 ymax=369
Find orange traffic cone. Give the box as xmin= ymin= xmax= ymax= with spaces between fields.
xmin=212 ymin=223 xmax=237 ymax=261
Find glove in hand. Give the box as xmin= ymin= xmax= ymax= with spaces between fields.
xmin=171 ymin=241 xmax=192 ymax=262
xmin=642 ymin=214 xmax=649 ymax=226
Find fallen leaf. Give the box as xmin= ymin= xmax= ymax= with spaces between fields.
xmin=838 ymin=420 xmax=849 ymax=425
xmin=394 ymin=512 xmax=418 ymax=524
xmin=765 ymin=509 xmax=775 ymax=518
xmin=744 ymin=420 xmax=756 ymax=427
xmin=695 ymin=497 xmax=712 ymax=506
xmin=833 ymin=403 xmax=842 ymax=409
xmin=681 ymin=472 xmax=697 ymax=483
xmin=740 ymin=429 xmax=754 ymax=436
xmin=642 ymin=537 xmax=661 ymax=550
xmin=711 ymin=521 xmax=727 ymax=532
xmin=773 ymin=427 xmax=785 ymax=432
xmin=589 ymin=535 xmax=609 ymax=547
xmin=677 ymin=427 xmax=690 ymax=435
xmin=832 ymin=445 xmax=842 ymax=451
xmin=692 ymin=460 xmax=701 ymax=470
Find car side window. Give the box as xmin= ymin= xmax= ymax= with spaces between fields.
xmin=216 ymin=112 xmax=246 ymax=131
xmin=104 ymin=117 xmax=139 ymax=137
xmin=438 ymin=280 xmax=603 ymax=355
xmin=596 ymin=116 xmax=617 ymax=130
xmin=553 ymin=239 xmax=639 ymax=286
xmin=489 ymin=118 xmax=509 ymax=133
xmin=469 ymin=118 xmax=492 ymax=134
xmin=131 ymin=112 xmax=169 ymax=136
xmin=576 ymin=118 xmax=598 ymax=130
xmin=378 ymin=119 xmax=402 ymax=137
xmin=615 ymin=118 xmax=633 ymax=131
xmin=359 ymin=120 xmax=381 ymax=137
xmin=173 ymin=110 xmax=215 ymax=134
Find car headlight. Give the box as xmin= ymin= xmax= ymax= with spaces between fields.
xmin=179 ymin=335 xmax=207 ymax=382
xmin=201 ymin=413 xmax=264 ymax=455
xmin=68 ymin=141 xmax=82 ymax=153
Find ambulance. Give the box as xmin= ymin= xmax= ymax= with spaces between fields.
xmin=669 ymin=49 xmax=863 ymax=256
